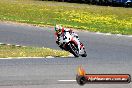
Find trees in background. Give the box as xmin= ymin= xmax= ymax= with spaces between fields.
xmin=40 ymin=0 xmax=132 ymax=7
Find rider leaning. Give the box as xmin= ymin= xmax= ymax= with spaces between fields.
xmin=54 ymin=24 xmax=79 ymax=49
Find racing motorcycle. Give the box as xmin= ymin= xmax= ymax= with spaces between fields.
xmin=58 ymin=31 xmax=87 ymax=57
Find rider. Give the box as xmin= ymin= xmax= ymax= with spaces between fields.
xmin=54 ymin=24 xmax=79 ymax=49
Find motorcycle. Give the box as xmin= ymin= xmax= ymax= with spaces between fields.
xmin=58 ymin=31 xmax=87 ymax=57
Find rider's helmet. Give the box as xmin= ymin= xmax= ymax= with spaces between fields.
xmin=55 ymin=25 xmax=62 ymax=34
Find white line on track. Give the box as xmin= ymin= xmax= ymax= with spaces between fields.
xmin=116 ymin=34 xmax=122 ymax=36
xmin=7 ymin=44 xmax=11 ymax=45
xmin=96 ymin=32 xmax=104 ymax=35
xmin=0 ymin=57 xmax=48 ymax=59
xmin=15 ymin=45 xmax=21 ymax=47
xmin=128 ymin=35 xmax=132 ymax=37
xmin=58 ymin=80 xmax=76 ymax=82
xmin=105 ymin=33 xmax=111 ymax=35
xmin=94 ymin=32 xmax=132 ymax=38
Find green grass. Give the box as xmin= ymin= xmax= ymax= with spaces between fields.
xmin=0 ymin=0 xmax=132 ymax=34
xmin=0 ymin=44 xmax=69 ymax=58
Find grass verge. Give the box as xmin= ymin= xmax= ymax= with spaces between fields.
xmin=0 ymin=44 xmax=69 ymax=58
xmin=0 ymin=0 xmax=132 ymax=34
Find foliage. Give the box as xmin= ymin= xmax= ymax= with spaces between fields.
xmin=0 ymin=45 xmax=69 ymax=58
xmin=0 ymin=0 xmax=132 ymax=34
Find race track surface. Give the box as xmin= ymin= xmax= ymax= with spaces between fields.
xmin=0 ymin=22 xmax=132 ymax=88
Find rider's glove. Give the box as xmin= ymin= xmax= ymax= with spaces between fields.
xmin=59 ymin=44 xmax=64 ymax=50
xmin=56 ymin=41 xmax=60 ymax=45
xmin=56 ymin=41 xmax=64 ymax=50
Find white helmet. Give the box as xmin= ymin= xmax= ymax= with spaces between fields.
xmin=55 ymin=25 xmax=62 ymax=33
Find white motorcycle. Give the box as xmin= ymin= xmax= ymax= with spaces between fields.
xmin=59 ymin=31 xmax=87 ymax=57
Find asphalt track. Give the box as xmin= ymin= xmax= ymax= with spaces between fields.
xmin=0 ymin=22 xmax=132 ymax=88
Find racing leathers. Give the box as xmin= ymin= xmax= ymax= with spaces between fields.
xmin=55 ymin=27 xmax=79 ymax=50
